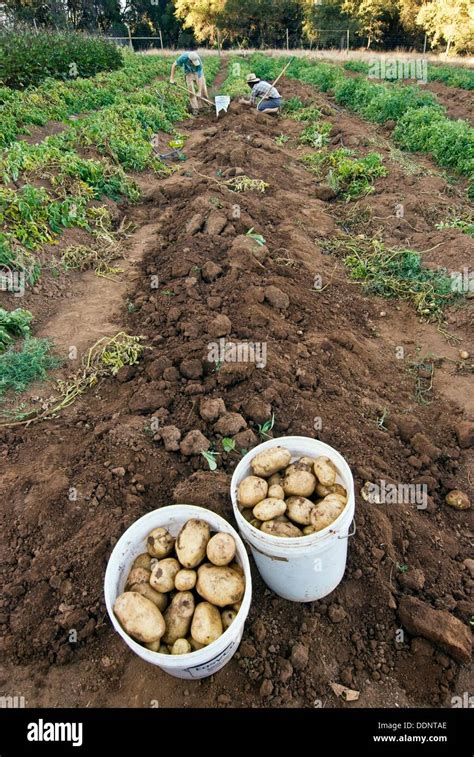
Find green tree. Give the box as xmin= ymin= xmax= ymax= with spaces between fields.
xmin=302 ymin=0 xmax=355 ymax=47
xmin=221 ymin=0 xmax=303 ymax=47
xmin=342 ymin=0 xmax=398 ymax=47
xmin=174 ymin=0 xmax=225 ymax=44
xmin=416 ymin=0 xmax=474 ymax=53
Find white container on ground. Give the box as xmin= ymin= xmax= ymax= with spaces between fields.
xmin=104 ymin=504 xmax=252 ymax=680
xmin=231 ymin=436 xmax=355 ymax=602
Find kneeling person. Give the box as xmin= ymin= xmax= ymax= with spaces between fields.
xmin=241 ymin=73 xmax=282 ymax=114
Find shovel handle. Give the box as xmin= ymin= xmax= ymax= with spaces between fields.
xmin=172 ymin=81 xmax=214 ymax=106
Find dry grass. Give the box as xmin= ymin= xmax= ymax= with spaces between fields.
xmin=141 ymin=47 xmax=474 ymax=68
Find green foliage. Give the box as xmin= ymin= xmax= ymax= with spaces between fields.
xmin=393 ymin=107 xmax=474 ymax=182
xmin=0 ymin=336 xmax=61 ymax=398
xmin=0 ymin=29 xmax=123 ymax=89
xmin=335 ymin=237 xmax=461 ymax=317
xmin=220 ymin=57 xmax=253 ymax=97
xmin=333 ymin=76 xmax=440 ymax=123
xmin=303 ymin=148 xmax=387 ymax=200
xmin=436 ymin=216 xmax=474 ymax=236
xmin=428 ymin=64 xmax=474 ymax=91
xmin=299 ymin=121 xmax=332 ymax=148
xmin=0 ymin=308 xmax=33 ymax=351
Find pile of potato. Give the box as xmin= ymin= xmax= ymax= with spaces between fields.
xmin=237 ymin=446 xmax=348 ymax=537
xmin=113 ymin=519 xmax=245 ymax=655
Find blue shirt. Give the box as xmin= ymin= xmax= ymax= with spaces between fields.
xmin=175 ymin=53 xmax=203 ymax=77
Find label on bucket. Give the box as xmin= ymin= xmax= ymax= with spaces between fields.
xmin=185 ymin=640 xmax=237 ymax=679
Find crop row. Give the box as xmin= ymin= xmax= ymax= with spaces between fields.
xmin=343 ymin=60 xmax=474 ymax=91
xmin=249 ymin=54 xmax=474 ymax=198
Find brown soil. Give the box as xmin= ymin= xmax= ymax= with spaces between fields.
xmin=0 ymin=74 xmax=472 ymax=710
xmin=422 ymin=80 xmax=473 ymax=124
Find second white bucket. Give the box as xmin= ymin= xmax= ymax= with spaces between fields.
xmin=231 ymin=436 xmax=355 ymax=602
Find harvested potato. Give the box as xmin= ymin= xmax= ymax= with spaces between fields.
xmin=163 ymin=591 xmax=195 ymax=645
xmin=241 ymin=508 xmax=255 ymax=523
xmin=197 ymin=564 xmax=245 ymax=607
xmin=146 ymin=639 xmax=161 ymax=652
xmin=189 ymin=637 xmax=205 ymax=651
xmin=159 ymin=644 xmax=171 ymax=654
xmin=315 ymin=482 xmax=347 ymax=500
xmin=147 ymin=527 xmax=175 ymax=558
xmin=251 ymin=446 xmax=292 ymax=478
xmin=232 ymin=601 xmax=242 ymax=612
xmin=114 ymin=592 xmax=165 ymax=644
xmin=221 ymin=609 xmax=237 ymax=630
xmin=274 ymin=514 xmax=289 ymax=522
xmin=260 ymin=520 xmax=302 ymax=538
xmin=445 ymin=490 xmax=470 ymax=510
xmin=250 ymin=518 xmax=262 ymax=529
xmin=268 ymin=473 xmax=283 ymax=487
xmin=175 ymin=569 xmax=197 ymax=591
xmin=207 ymin=532 xmax=236 ymax=566
xmin=298 ymin=456 xmax=316 ymax=470
xmin=126 ymin=567 xmax=151 ymax=588
xmin=302 ymin=525 xmax=316 ymax=535
xmin=229 ymin=562 xmax=244 ymax=575
xmin=253 ymin=497 xmax=287 ymax=521
xmin=310 ymin=495 xmax=345 ymax=531
xmin=133 ymin=553 xmax=152 ymax=570
xmin=286 ymin=496 xmax=315 ymax=526
xmin=283 ymin=469 xmax=316 ymax=497
xmin=176 ymin=519 xmax=210 ymax=569
xmin=313 ymin=456 xmax=337 ymax=487
xmin=129 ymin=582 xmax=168 ymax=612
xmin=150 ymin=557 xmax=180 ymax=593
xmin=268 ymin=484 xmax=285 ymax=499
xmin=191 ymin=602 xmax=223 ymax=645
xmin=237 ymin=475 xmax=268 ymax=507
xmin=172 ymin=638 xmax=192 ymax=655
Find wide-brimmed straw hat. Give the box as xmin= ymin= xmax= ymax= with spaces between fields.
xmin=246 ymin=73 xmax=261 ymax=84
xmin=188 ymin=52 xmax=201 ymax=65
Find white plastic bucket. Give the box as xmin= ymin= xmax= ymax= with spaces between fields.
xmin=104 ymin=505 xmax=252 ymax=680
xmin=231 ymin=436 xmax=355 ymax=602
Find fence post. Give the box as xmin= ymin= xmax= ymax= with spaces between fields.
xmin=126 ymin=25 xmax=133 ymax=51
xmin=286 ymin=28 xmax=289 ymax=51
xmin=158 ymin=28 xmax=164 ymax=50
xmin=217 ymin=28 xmax=221 ymax=57
xmin=423 ymin=34 xmax=427 ymax=54
xmin=346 ymin=29 xmax=350 ymax=53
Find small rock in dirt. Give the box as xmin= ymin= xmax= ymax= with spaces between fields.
xmin=203 ymin=126 xmax=218 ymax=137
xmin=179 ymin=359 xmax=203 ymax=380
xmin=243 ymin=397 xmax=272 ymax=425
xmin=162 ymin=178 xmax=193 ymax=199
xmin=396 ymin=416 xmax=423 ymax=442
xmin=328 ymin=604 xmax=347 ymax=623
xmin=398 ymin=596 xmax=472 ymax=664
xmin=116 ymin=365 xmax=137 ymax=383
xmin=163 ymin=367 xmax=180 ymax=382
xmin=208 ymin=314 xmax=232 ymax=338
xmin=207 ymin=296 xmax=222 ymax=309
xmin=199 ymin=397 xmax=226 ymax=422
xmin=264 ymin=285 xmax=290 ymax=311
xmin=398 ymin=568 xmax=425 ymax=591
xmin=186 ymin=214 xmax=204 ymax=235
xmin=179 ymin=430 xmax=211 ymax=456
xmin=146 ymin=356 xmax=172 ymax=380
xmin=240 ymin=641 xmax=257 ymax=658
xmin=217 ymin=693 xmax=232 ymax=705
xmin=128 ymin=386 xmax=170 ymax=414
xmin=463 ymin=559 xmax=474 ymax=578
xmin=214 ymin=412 xmax=247 ymax=436
xmin=252 ymin=619 xmax=266 ymax=642
xmin=158 ymin=425 xmax=181 ymax=452
xmin=445 ymin=490 xmax=470 ymax=510
xmin=290 ymin=642 xmax=309 ymax=671
xmin=278 ymin=658 xmax=294 ymax=683
xmin=455 ymin=421 xmax=474 ymax=449
xmin=201 ymin=261 xmax=223 ymax=282
xmin=217 ymin=362 xmax=254 ymax=387
xmin=229 ymin=235 xmax=268 ymax=264
xmin=314 ymin=184 xmax=337 ymax=201
xmin=205 ymin=211 xmax=227 ymax=236
xmin=260 ymin=679 xmax=274 ymax=698
xmin=233 ymin=428 xmax=258 ymax=449
xmin=411 ymin=638 xmax=433 ymax=657
xmin=296 ymin=369 xmax=315 ymax=389
xmin=409 ymin=433 xmax=441 ymax=461
xmin=111 ymin=467 xmax=126 ymax=477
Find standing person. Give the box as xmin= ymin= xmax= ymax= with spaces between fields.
xmin=240 ymin=73 xmax=282 ymax=114
xmin=169 ymin=51 xmax=209 ymax=115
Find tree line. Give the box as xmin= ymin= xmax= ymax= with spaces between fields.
xmin=1 ymin=0 xmax=473 ymax=52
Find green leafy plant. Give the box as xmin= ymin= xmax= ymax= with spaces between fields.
xmin=0 ymin=308 xmax=33 ymax=350
xmin=201 ymin=449 xmax=218 ymax=471
xmin=257 ymin=413 xmax=275 ymax=440
xmin=303 ymin=148 xmax=387 ymax=200
xmin=221 ymin=437 xmax=236 ymax=453
xmin=0 ymin=336 xmax=61 ymax=399
xmin=246 ymin=227 xmax=266 ymax=246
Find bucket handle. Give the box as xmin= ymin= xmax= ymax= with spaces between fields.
xmin=337 ymin=519 xmax=356 ymax=540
